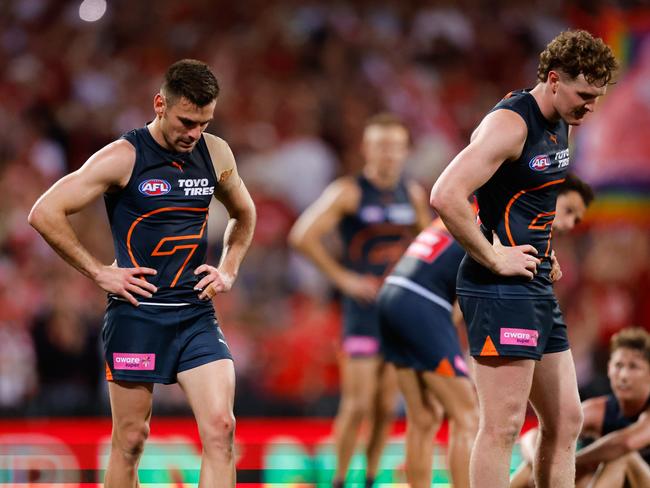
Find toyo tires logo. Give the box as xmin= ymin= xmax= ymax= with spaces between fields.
xmin=139 ymin=179 xmax=171 ymax=196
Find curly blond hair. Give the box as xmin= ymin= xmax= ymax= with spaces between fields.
xmin=538 ymin=30 xmax=618 ymax=86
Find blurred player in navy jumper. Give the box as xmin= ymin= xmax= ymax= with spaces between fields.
xmin=290 ymin=113 xmax=430 ymax=487
xmin=378 ymin=216 xmax=477 ymax=488
xmin=29 ymin=59 xmax=256 ymax=488
xmin=430 ymin=30 xmax=616 ymax=488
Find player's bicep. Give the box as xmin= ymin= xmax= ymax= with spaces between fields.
xmin=215 ymin=169 xmax=255 ymax=219
xmin=32 ymin=140 xmax=134 ymax=216
xmin=432 ymin=110 xmax=527 ymax=200
xmin=289 ymin=179 xmax=358 ymax=245
xmin=207 ymin=139 xmax=255 ymax=218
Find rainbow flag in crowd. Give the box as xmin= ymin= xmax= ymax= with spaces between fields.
xmin=571 ymin=7 xmax=650 ymax=227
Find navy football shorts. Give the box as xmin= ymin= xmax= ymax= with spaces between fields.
xmin=458 ymin=295 xmax=569 ymax=360
xmin=102 ymin=299 xmax=232 ymax=384
xmin=340 ymin=297 xmax=382 ymax=357
xmin=378 ymin=283 xmax=468 ymax=377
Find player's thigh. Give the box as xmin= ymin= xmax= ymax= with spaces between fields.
xmin=377 ymin=361 xmax=399 ymax=409
xmin=421 ymin=371 xmax=477 ymax=422
xmin=108 ymin=381 xmax=154 ymax=430
xmin=177 ymin=359 xmax=235 ymax=427
xmin=472 ymin=357 xmax=535 ymax=427
xmin=528 ymin=349 xmax=582 ymax=432
xmin=340 ymin=355 xmax=382 ymax=404
xmin=397 ymin=368 xmax=442 ymax=425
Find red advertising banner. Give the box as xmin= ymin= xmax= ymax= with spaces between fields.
xmin=0 ymin=418 xmax=532 ymax=486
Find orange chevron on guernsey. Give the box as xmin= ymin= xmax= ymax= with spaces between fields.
xmin=480 ymin=336 xmax=499 ymax=356
xmin=126 ymin=207 xmax=209 ymax=287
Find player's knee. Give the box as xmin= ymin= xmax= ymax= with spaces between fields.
xmin=481 ymin=409 xmax=526 ymax=446
xmin=409 ymin=406 xmax=439 ymax=432
xmin=377 ymin=398 xmax=397 ymax=423
xmin=450 ymin=404 xmax=479 ymax=436
xmin=113 ymin=421 xmax=150 ymax=462
xmin=540 ymin=402 xmax=582 ymax=443
xmin=200 ymin=411 xmax=236 ymax=454
xmin=341 ymin=395 xmax=373 ymax=422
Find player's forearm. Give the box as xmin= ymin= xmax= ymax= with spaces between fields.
xmin=430 ymin=192 xmax=496 ymax=270
xmin=28 ymin=207 xmax=103 ymax=280
xmin=217 ymin=210 xmax=256 ymax=279
xmin=291 ymin=236 xmax=349 ymax=289
xmin=575 ymin=432 xmax=630 ymax=469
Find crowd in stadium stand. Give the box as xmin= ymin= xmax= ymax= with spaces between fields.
xmin=0 ymin=0 xmax=649 ymax=416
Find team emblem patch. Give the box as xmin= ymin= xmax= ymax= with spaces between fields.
xmin=529 ymin=155 xmax=551 ymax=171
xmin=138 ymin=179 xmax=171 ymax=196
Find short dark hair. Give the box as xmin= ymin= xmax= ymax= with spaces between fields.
xmin=611 ymin=327 xmax=650 ymax=365
xmin=558 ymin=173 xmax=594 ymax=207
xmin=161 ymin=59 xmax=220 ymax=107
xmin=538 ymin=30 xmax=618 ymax=86
xmin=364 ymin=112 xmax=408 ymax=132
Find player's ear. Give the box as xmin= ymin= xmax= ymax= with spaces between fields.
xmin=548 ymin=70 xmax=561 ymax=94
xmin=153 ymin=93 xmax=165 ymax=118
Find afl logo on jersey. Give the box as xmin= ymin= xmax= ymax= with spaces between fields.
xmin=529 ymin=155 xmax=551 ymax=172
xmin=138 ymin=179 xmax=171 ymax=196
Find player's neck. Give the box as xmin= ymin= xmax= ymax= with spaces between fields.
xmin=530 ymin=83 xmax=562 ymax=124
xmin=362 ymin=166 xmax=399 ymax=190
xmin=147 ymin=119 xmax=173 ymax=152
xmin=618 ymin=394 xmax=649 ymax=417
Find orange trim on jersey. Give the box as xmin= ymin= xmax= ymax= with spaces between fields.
xmin=126 ymin=207 xmax=209 ymax=283
xmin=528 ymin=211 xmax=556 ymax=230
xmin=480 ymin=336 xmax=499 ymax=356
xmin=528 ymin=211 xmax=556 ymax=257
xmin=504 ymin=179 xmax=565 ymax=247
xmin=348 ymin=224 xmax=414 ymax=264
xmin=151 ymin=217 xmax=208 ymax=287
xmin=105 ymin=361 xmax=113 ymax=381
xmin=434 ymin=358 xmax=456 ymax=377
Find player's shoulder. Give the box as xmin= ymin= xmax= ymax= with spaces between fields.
xmin=202 ymin=133 xmax=236 ymax=177
xmin=579 ymin=395 xmax=609 ymax=436
xmin=470 ymin=107 xmax=528 ymax=150
xmin=484 ymin=105 xmax=528 ymax=131
xmin=327 ymin=176 xmax=362 ymax=198
xmin=203 ymin=132 xmax=232 ymax=159
xmin=318 ymin=176 xmax=361 ymax=213
xmin=85 ymin=139 xmax=136 ymax=168
xmin=582 ymin=395 xmax=609 ymax=411
xmin=405 ymin=178 xmax=427 ymax=198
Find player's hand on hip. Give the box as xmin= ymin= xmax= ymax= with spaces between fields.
xmin=549 ymin=250 xmax=562 ymax=282
xmin=95 ymin=265 xmax=158 ymax=306
xmin=491 ymin=232 xmax=541 ymax=280
xmin=338 ymin=271 xmax=380 ymax=304
xmin=194 ymin=264 xmax=234 ymax=300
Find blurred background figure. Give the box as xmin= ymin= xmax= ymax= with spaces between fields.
xmin=289 ymin=113 xmax=430 ymax=487
xmin=0 ymin=0 xmax=648 ymax=459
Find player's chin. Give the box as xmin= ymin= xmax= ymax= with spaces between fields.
xmin=567 ymin=112 xmax=588 ymax=126
xmin=176 ymin=141 xmax=196 ymax=152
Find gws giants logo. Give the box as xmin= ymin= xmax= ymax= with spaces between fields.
xmin=529 ymin=155 xmax=551 ymax=172
xmin=139 ymin=179 xmax=171 ymax=196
